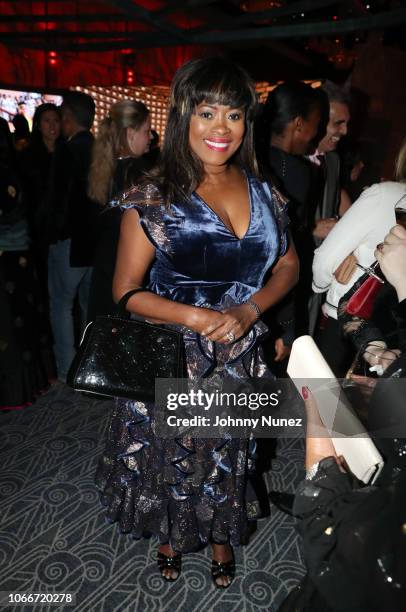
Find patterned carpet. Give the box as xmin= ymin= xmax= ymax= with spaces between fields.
xmin=0 ymin=384 xmax=305 ymax=612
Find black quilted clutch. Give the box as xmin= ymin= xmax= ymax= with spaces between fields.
xmin=67 ymin=289 xmax=185 ymax=400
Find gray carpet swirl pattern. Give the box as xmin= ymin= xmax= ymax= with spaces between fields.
xmin=0 ymin=384 xmax=305 ymax=611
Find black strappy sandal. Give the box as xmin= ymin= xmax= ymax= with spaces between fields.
xmin=157 ymin=551 xmax=182 ymax=582
xmin=211 ymin=556 xmax=235 ymax=589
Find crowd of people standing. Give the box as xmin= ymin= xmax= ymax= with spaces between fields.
xmin=0 ymin=73 xmax=367 ymax=408
xmin=1 ymin=56 xmax=405 ymax=606
xmin=0 ymin=92 xmax=155 ymax=405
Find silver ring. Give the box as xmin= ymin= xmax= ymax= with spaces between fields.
xmin=226 ymin=331 xmax=235 ymax=342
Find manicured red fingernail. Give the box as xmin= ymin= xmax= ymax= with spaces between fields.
xmin=301 ymin=386 xmax=309 ymax=400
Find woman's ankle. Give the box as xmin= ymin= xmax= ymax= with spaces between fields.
xmin=211 ymin=542 xmax=233 ymax=561
xmin=159 ymin=543 xmax=174 ymax=555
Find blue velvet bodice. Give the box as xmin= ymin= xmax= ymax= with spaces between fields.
xmin=123 ymin=174 xmax=287 ymax=309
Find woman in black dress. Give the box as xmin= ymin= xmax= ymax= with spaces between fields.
xmin=257 ymin=82 xmax=328 ymax=361
xmin=0 ymin=115 xmax=51 ymax=408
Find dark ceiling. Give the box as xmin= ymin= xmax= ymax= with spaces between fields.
xmin=1 ymin=0 xmax=406 ymax=83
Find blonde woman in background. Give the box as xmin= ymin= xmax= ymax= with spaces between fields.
xmin=87 ymin=100 xmax=152 ymax=320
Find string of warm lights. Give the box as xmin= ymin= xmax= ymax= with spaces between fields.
xmin=71 ymin=84 xmax=170 ymax=137
xmin=72 ymin=80 xmax=322 ymax=137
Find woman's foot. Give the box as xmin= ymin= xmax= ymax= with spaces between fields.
xmin=157 ymin=544 xmax=182 ymax=582
xmin=211 ymin=543 xmax=235 ymax=588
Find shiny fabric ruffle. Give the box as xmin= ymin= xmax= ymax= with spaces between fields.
xmin=95 ymin=399 xmax=259 ymax=552
xmin=95 ymin=323 xmax=269 ymax=553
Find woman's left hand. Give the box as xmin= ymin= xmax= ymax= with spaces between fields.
xmin=201 ymin=304 xmax=258 ymax=344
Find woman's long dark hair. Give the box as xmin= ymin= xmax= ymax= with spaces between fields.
xmin=255 ymin=81 xmax=329 ymax=174
xmin=263 ymin=81 xmax=328 ymax=136
xmin=31 ymin=103 xmax=61 ymax=148
xmin=150 ymin=56 xmax=259 ymax=205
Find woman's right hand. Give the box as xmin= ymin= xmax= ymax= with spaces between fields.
xmin=186 ymin=307 xmax=227 ymax=338
xmin=186 ymin=304 xmax=257 ymax=344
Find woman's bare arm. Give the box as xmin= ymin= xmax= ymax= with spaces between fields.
xmin=112 ymin=208 xmax=225 ymax=331
xmin=251 ymin=240 xmax=299 ymax=313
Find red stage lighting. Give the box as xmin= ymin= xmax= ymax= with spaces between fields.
xmin=48 ymin=50 xmax=57 ymax=66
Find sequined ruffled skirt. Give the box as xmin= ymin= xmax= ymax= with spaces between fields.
xmin=95 ymin=325 xmax=270 ymax=553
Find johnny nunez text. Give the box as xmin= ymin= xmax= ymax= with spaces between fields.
xmin=166 ymin=415 xmax=303 ymax=428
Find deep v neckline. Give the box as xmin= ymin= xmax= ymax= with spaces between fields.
xmin=194 ymin=174 xmax=252 ymax=241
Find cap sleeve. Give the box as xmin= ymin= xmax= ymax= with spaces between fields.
xmin=110 ymin=183 xmax=169 ymax=252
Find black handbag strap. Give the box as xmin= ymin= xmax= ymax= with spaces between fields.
xmin=116 ymin=288 xmax=150 ymax=318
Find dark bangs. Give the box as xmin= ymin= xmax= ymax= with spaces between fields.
xmin=186 ymin=60 xmax=257 ymax=118
xmin=169 ymin=57 xmax=257 ymax=122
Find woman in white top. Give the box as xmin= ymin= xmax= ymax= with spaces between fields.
xmin=312 ymin=140 xmax=406 ymax=321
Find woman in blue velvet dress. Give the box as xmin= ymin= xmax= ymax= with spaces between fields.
xmin=95 ymin=57 xmax=299 ymax=587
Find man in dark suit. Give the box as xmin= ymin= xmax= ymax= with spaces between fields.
xmin=44 ymin=91 xmax=97 ymax=382
xmin=309 ymin=83 xmax=352 ymax=370
xmin=311 ymin=82 xmax=351 ymax=243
